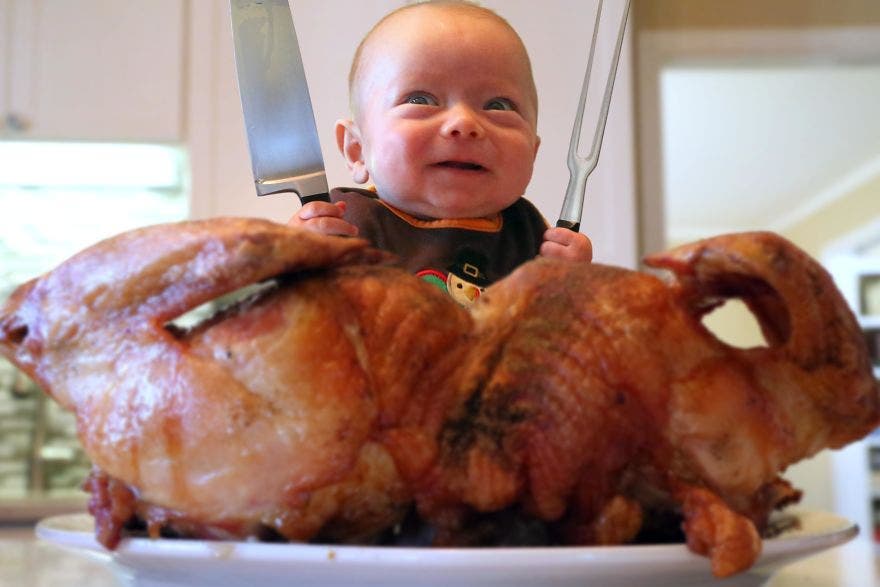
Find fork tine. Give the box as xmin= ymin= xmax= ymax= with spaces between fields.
xmin=584 ymin=0 xmax=631 ymax=165
xmin=557 ymin=0 xmax=632 ymax=232
xmin=567 ymin=0 xmax=605 ymax=172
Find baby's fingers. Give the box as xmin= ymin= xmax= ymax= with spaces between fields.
xmin=288 ymin=201 xmax=358 ymax=237
xmin=309 ymin=216 xmax=359 ymax=237
xmin=295 ymin=201 xmax=347 ymax=221
xmin=540 ymin=227 xmax=593 ymax=262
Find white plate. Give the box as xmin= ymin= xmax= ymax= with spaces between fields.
xmin=36 ymin=510 xmax=857 ymax=587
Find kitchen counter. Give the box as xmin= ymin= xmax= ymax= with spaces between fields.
xmin=1 ymin=525 xmax=878 ymax=586
xmin=0 ymin=494 xmax=88 ymax=522
xmin=0 ymin=529 xmax=119 ymax=587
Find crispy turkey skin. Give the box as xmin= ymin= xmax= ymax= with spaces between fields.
xmin=1 ymin=219 xmax=877 ymax=578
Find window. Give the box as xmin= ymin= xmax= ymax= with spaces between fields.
xmin=0 ymin=141 xmax=188 ymax=499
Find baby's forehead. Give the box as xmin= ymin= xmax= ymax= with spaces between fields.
xmin=352 ymin=5 xmax=537 ymax=100
xmin=369 ymin=5 xmax=521 ymax=50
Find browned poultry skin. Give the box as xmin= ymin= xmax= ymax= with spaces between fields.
xmin=0 ymin=220 xmax=877 ymax=578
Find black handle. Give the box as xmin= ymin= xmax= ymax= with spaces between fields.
xmin=299 ymin=192 xmax=331 ymax=205
xmin=556 ymin=219 xmax=580 ymax=233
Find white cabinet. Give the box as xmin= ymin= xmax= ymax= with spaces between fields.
xmin=0 ymin=0 xmax=184 ymax=142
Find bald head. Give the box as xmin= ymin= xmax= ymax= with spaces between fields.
xmin=348 ymin=1 xmax=538 ymax=120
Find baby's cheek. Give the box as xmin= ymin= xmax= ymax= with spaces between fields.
xmin=369 ymin=143 xmax=408 ymax=180
xmin=510 ymin=164 xmax=535 ymax=198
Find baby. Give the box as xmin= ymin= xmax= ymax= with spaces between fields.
xmin=289 ymin=0 xmax=592 ymax=305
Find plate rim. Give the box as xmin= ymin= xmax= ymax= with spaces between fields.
xmin=35 ymin=508 xmax=858 ymax=570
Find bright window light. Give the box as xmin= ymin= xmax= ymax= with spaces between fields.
xmin=0 ymin=142 xmax=189 ymax=299
xmin=0 ymin=141 xmax=184 ymax=188
xmin=0 ymin=140 xmax=191 ymax=498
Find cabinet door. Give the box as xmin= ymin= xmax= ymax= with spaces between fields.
xmin=4 ymin=0 xmax=184 ymax=142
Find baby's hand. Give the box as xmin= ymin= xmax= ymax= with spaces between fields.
xmin=540 ymin=227 xmax=593 ymax=262
xmin=287 ymin=201 xmax=358 ymax=237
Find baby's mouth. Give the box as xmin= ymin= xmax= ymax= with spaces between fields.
xmin=434 ymin=161 xmax=487 ymax=172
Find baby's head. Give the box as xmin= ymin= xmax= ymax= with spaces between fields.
xmin=336 ymin=1 xmax=542 ymax=219
xmin=348 ymin=2 xmax=539 ymax=122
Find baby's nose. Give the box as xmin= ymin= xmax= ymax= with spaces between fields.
xmin=440 ymin=105 xmax=484 ymax=139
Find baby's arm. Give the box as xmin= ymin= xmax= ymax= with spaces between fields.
xmin=540 ymin=227 xmax=593 ymax=262
xmin=287 ymin=201 xmax=359 ymax=237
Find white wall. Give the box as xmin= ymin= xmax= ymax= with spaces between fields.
xmin=191 ymin=0 xmax=639 ymax=268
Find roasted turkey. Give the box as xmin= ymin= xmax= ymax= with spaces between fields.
xmin=1 ymin=218 xmax=878 ymax=578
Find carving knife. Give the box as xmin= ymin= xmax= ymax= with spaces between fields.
xmin=229 ymin=0 xmax=330 ymax=203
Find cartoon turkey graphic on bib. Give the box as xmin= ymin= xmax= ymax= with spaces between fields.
xmin=416 ymin=247 xmax=490 ymax=307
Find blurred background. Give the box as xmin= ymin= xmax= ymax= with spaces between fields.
xmin=0 ymin=0 xmax=878 ymax=541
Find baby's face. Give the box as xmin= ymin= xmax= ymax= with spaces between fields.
xmin=350 ymin=8 xmax=540 ymax=219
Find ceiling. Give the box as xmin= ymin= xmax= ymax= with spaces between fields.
xmin=661 ymin=64 xmax=880 ymax=243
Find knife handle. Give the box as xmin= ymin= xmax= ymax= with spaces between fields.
xmin=299 ymin=193 xmax=331 ymax=205
xmin=556 ymin=219 xmax=580 ymax=233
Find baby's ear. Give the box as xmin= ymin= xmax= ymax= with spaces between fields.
xmin=336 ymin=119 xmax=370 ymax=184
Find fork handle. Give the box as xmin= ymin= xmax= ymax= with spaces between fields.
xmin=556 ymin=219 xmax=581 ymax=232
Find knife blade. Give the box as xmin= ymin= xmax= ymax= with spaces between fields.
xmin=229 ymin=0 xmax=330 ymax=203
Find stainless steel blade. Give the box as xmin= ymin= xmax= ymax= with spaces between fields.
xmin=230 ymin=0 xmax=329 ymax=202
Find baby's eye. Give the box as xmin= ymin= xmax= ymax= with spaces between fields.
xmin=484 ymin=98 xmax=516 ymax=111
xmin=404 ymin=93 xmax=438 ymax=106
